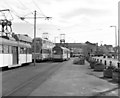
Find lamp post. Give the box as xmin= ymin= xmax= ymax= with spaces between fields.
xmin=118 ymin=29 xmax=120 ymax=61
xmin=110 ymin=26 xmax=117 ymax=59
xmin=54 ymin=36 xmax=58 ymax=44
xmin=110 ymin=26 xmax=117 ymax=46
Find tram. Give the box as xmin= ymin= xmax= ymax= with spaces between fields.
xmin=32 ymin=37 xmax=55 ymax=61
xmin=0 ymin=33 xmax=32 ymax=68
xmin=52 ymin=45 xmax=70 ymax=61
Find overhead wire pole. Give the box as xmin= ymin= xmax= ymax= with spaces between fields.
xmin=19 ymin=10 xmax=52 ymax=66
xmin=110 ymin=26 xmax=117 ymax=59
xmin=118 ymin=29 xmax=120 ymax=61
xmin=34 ymin=10 xmax=37 ymax=66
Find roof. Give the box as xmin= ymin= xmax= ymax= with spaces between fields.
xmin=18 ymin=42 xmax=31 ymax=48
xmin=34 ymin=37 xmax=53 ymax=42
xmin=0 ymin=36 xmax=16 ymax=41
xmin=85 ymin=41 xmax=98 ymax=46
xmin=14 ymin=34 xmax=32 ymax=43
xmin=53 ymin=45 xmax=70 ymax=51
xmin=33 ymin=37 xmax=42 ymax=41
xmin=0 ymin=37 xmax=18 ymax=46
xmin=56 ymin=43 xmax=86 ymax=48
xmin=66 ymin=43 xmax=87 ymax=49
xmin=0 ymin=37 xmax=31 ymax=48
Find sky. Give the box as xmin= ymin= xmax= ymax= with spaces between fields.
xmin=0 ymin=0 xmax=120 ymax=46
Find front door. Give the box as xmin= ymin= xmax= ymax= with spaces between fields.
xmin=12 ymin=46 xmax=18 ymax=65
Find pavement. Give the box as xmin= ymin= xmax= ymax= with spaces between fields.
xmin=30 ymin=58 xmax=119 ymax=97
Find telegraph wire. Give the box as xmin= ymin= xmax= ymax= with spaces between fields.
xmin=23 ymin=12 xmax=34 ymax=17
xmin=32 ymin=0 xmax=46 ymax=17
xmin=3 ymin=9 xmax=33 ymax=25
xmin=1 ymin=12 xmax=7 ymax=19
xmin=0 ymin=9 xmax=14 ymax=21
xmin=3 ymin=0 xmax=21 ymax=18
xmin=17 ymin=0 xmax=33 ymax=12
xmin=8 ymin=10 xmax=14 ymax=21
xmin=17 ymin=0 xmax=28 ymax=9
xmin=2 ymin=0 xmax=50 ymax=24
xmin=3 ymin=0 xmax=32 ymax=21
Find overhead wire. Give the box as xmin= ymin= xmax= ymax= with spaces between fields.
xmin=1 ymin=12 xmax=7 ymax=19
xmin=1 ymin=11 xmax=14 ymax=20
xmin=9 ymin=10 xmax=33 ymax=25
xmin=2 ymin=0 xmax=55 ymax=35
xmin=3 ymin=0 xmax=50 ymax=21
xmin=31 ymin=1 xmax=54 ymax=34
xmin=23 ymin=12 xmax=34 ymax=17
xmin=3 ymin=0 xmax=21 ymax=18
xmin=32 ymin=0 xmax=47 ymax=17
xmin=8 ymin=10 xmax=14 ymax=21
xmin=3 ymin=0 xmax=33 ymax=25
xmin=17 ymin=0 xmax=33 ymax=12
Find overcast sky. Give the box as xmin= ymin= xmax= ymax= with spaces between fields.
xmin=0 ymin=0 xmax=119 ymax=46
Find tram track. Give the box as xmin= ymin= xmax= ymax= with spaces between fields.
xmin=2 ymin=61 xmax=67 ymax=97
xmin=2 ymin=62 xmax=53 ymax=89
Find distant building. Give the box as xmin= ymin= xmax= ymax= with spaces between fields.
xmin=104 ymin=44 xmax=114 ymax=52
xmin=85 ymin=41 xmax=98 ymax=56
xmin=56 ymin=41 xmax=98 ymax=57
xmin=56 ymin=43 xmax=86 ymax=57
xmin=94 ymin=44 xmax=115 ymax=56
xmin=56 ymin=41 xmax=115 ymax=57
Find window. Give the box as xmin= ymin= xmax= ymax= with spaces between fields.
xmin=53 ymin=50 xmax=56 ymax=54
xmin=20 ymin=47 xmax=24 ymax=54
xmin=12 ymin=46 xmax=17 ymax=54
xmin=36 ymin=44 xmax=40 ymax=53
xmin=8 ymin=46 xmax=12 ymax=53
xmin=23 ymin=48 xmax=27 ymax=54
xmin=53 ymin=49 xmax=61 ymax=54
xmin=32 ymin=41 xmax=42 ymax=53
xmin=0 ymin=45 xmax=2 ymax=53
xmin=3 ymin=45 xmax=9 ymax=53
xmin=27 ymin=48 xmax=32 ymax=54
xmin=43 ymin=40 xmax=46 ymax=44
xmin=42 ymin=49 xmax=50 ymax=54
xmin=29 ymin=48 xmax=32 ymax=54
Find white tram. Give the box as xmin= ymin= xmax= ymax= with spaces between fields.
xmin=32 ymin=37 xmax=55 ymax=61
xmin=0 ymin=34 xmax=32 ymax=68
xmin=52 ymin=45 xmax=70 ymax=61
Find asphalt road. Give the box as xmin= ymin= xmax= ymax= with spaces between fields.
xmin=2 ymin=61 xmax=66 ymax=96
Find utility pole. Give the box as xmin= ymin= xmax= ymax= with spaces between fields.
xmin=34 ymin=10 xmax=36 ymax=66
xmin=110 ymin=26 xmax=117 ymax=59
xmin=118 ymin=29 xmax=120 ymax=61
xmin=19 ymin=10 xmax=52 ymax=66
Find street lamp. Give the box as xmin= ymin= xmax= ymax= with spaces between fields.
xmin=117 ymin=29 xmax=120 ymax=61
xmin=110 ymin=26 xmax=117 ymax=46
xmin=54 ymin=36 xmax=58 ymax=44
xmin=110 ymin=25 xmax=117 ymax=59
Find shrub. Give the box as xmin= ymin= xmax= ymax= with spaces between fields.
xmin=73 ymin=58 xmax=80 ymax=64
xmin=107 ymin=66 xmax=116 ymax=70
xmin=113 ymin=68 xmax=120 ymax=73
xmin=73 ymin=57 xmax=85 ymax=65
xmin=94 ymin=62 xmax=105 ymax=71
